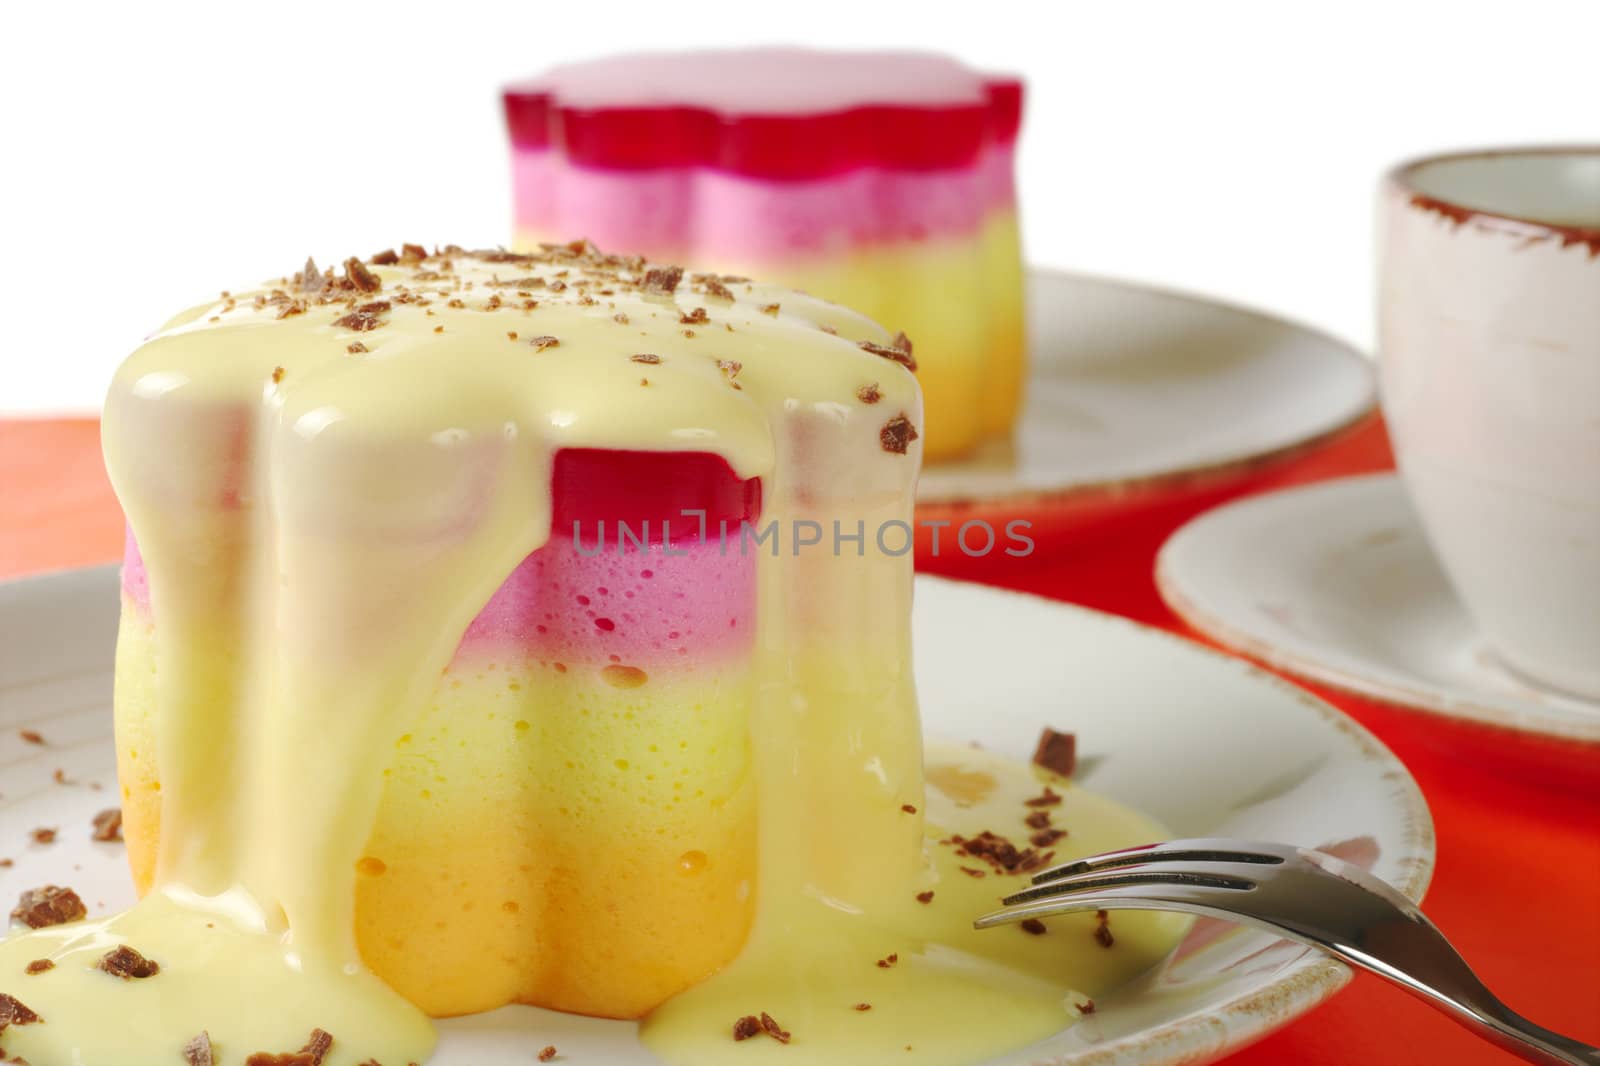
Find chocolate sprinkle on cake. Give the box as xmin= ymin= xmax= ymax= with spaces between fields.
xmin=879 ymin=414 xmax=919 ymax=454
xmin=858 ymin=339 xmax=917 ymax=372
xmin=642 ymin=265 xmax=684 ymax=295
xmin=345 ymin=257 xmax=382 ymax=293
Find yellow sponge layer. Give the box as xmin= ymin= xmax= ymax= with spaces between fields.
xmin=114 ymin=608 xmax=758 ymax=1020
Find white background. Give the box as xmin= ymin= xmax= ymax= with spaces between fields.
xmin=2 ymin=0 xmax=1595 ymax=414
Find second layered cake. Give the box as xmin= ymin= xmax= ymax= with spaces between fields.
xmin=504 ymin=49 xmax=1027 ymax=461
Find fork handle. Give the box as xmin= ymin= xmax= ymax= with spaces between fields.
xmin=1327 ymin=942 xmax=1600 ymax=1066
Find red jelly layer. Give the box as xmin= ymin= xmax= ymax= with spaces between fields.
xmin=503 ymin=77 xmax=1023 ymax=180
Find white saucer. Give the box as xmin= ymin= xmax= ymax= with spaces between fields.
xmin=0 ymin=567 xmax=1431 ymax=1066
xmin=1157 ymin=474 xmax=1600 ymax=755
xmin=917 ymin=272 xmax=1376 ymax=510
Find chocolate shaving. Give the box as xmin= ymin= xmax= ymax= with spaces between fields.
xmin=538 ymin=1047 xmax=558 ymax=1063
xmin=18 ymin=731 xmax=42 ymax=745
xmin=732 ymin=1015 xmax=762 ymax=1041
xmin=1023 ymin=810 xmax=1052 ymax=830
xmin=91 ymin=808 xmax=123 ymax=843
xmin=1077 ymin=998 xmax=1096 ymax=1014
xmin=915 ymin=890 xmax=934 ymax=904
xmin=0 ymin=993 xmax=40 ymax=1028
xmin=300 ymin=1029 xmax=333 ymax=1065
xmin=679 ymin=307 xmax=709 ymax=325
xmin=11 ymin=885 xmax=85 ymax=928
xmin=1095 ymin=910 xmax=1115 ymax=948
xmin=853 ymin=1003 xmax=872 ymax=1011
xmin=1020 ymin=918 xmax=1047 ymax=935
xmin=345 ymin=258 xmax=382 ymax=293
xmin=333 ymin=301 xmax=390 ymax=332
xmin=630 ymin=353 xmax=661 ymax=364
xmin=641 ymin=265 xmax=683 ymax=295
xmin=858 ymin=340 xmax=917 ymax=372
xmin=183 ymin=1032 xmax=215 ymax=1066
xmin=371 ymin=249 xmax=399 ymax=265
xmin=900 ymin=803 xmax=917 ymax=814
xmin=1032 ymin=728 xmax=1077 ymax=778
xmin=758 ymin=303 xmax=779 ymax=316
xmin=892 ymin=331 xmax=914 ymax=357
xmin=1024 ymin=787 xmax=1063 ymax=808
xmin=759 ymin=1012 xmax=791 ymax=1044
xmin=528 ymin=335 xmax=560 ymax=352
xmin=857 ymin=383 xmax=881 ymax=405
xmin=270 ymin=367 xmax=285 ymax=385
xmin=96 ymin=945 xmax=160 ymax=979
xmin=23 ymin=960 xmax=52 ymax=976
xmin=346 ymin=342 xmax=369 ymax=354
xmin=701 ymin=278 xmax=734 ymax=301
xmin=946 ymin=829 xmax=1056 ymax=875
xmin=879 ymin=414 xmax=919 ymax=455
xmin=875 ymin=953 xmax=898 ymax=968
xmin=1030 ymin=827 xmax=1068 ymax=847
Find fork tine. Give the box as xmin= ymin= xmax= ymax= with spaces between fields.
xmin=1004 ymin=864 xmax=1262 ymax=907
xmin=974 ymin=879 xmax=1254 ymax=930
xmin=1029 ymin=838 xmax=1290 ymax=886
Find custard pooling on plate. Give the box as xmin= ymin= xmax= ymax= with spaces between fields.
xmin=0 ymin=245 xmax=1183 ymax=1066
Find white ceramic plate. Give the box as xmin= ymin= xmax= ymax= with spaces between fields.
xmin=1157 ymin=474 xmax=1600 ymax=761
xmin=917 ymin=272 xmax=1376 ymax=508
xmin=0 ymin=567 xmax=1432 ymax=1065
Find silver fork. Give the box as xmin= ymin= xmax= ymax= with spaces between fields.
xmin=974 ymin=838 xmax=1599 ymax=1065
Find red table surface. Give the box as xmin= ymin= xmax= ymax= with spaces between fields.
xmin=2 ymin=416 xmax=1597 ymax=1065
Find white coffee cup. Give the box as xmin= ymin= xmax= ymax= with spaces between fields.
xmin=1379 ymin=147 xmax=1600 ymax=699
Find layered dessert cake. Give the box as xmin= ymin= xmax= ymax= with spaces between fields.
xmin=0 ymin=245 xmax=1181 ymax=1065
xmin=503 ymin=49 xmax=1027 ymax=462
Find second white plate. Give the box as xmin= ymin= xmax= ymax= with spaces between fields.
xmin=1157 ymin=474 xmax=1600 ymax=759
xmin=917 ymin=272 xmax=1376 ymax=509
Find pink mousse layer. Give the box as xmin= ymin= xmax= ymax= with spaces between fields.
xmin=121 ymin=530 xmax=755 ymax=668
xmin=512 ymin=144 xmax=1016 ymax=259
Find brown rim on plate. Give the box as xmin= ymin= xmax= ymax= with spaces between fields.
xmin=1386 ymin=145 xmax=1600 ymax=257
xmin=916 ymin=271 xmax=1378 ymax=511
